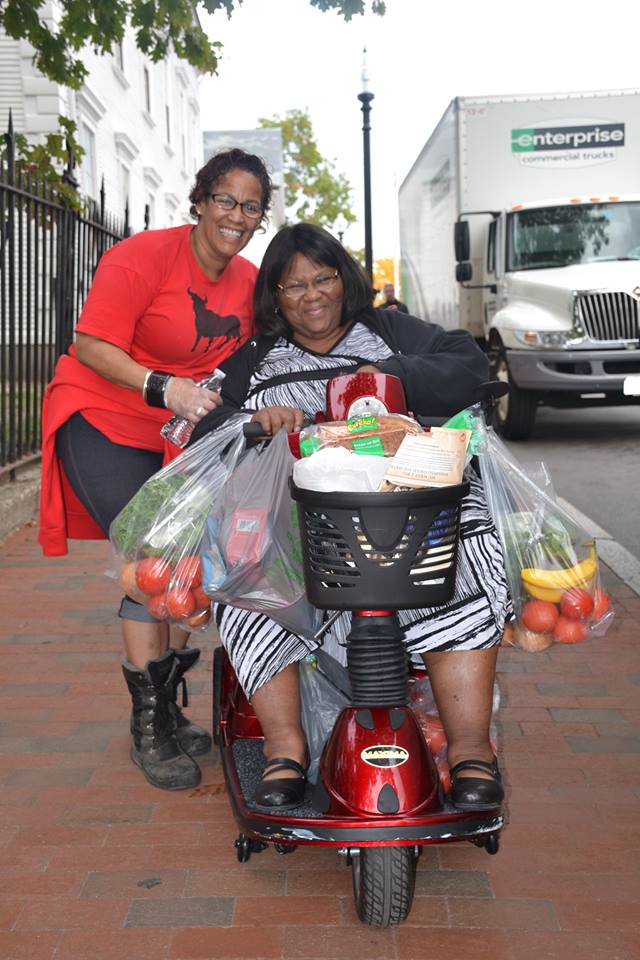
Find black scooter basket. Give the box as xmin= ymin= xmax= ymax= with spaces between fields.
xmin=290 ymin=480 xmax=470 ymax=610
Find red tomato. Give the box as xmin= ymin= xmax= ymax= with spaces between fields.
xmin=521 ymin=599 xmax=559 ymax=633
xmin=186 ymin=606 xmax=212 ymax=629
xmin=135 ymin=557 xmax=172 ymax=595
xmin=173 ymin=556 xmax=202 ymax=590
xmin=560 ymin=587 xmax=594 ymax=621
xmin=192 ymin=585 xmax=211 ymax=609
xmin=426 ymin=728 xmax=448 ymax=754
xmin=147 ymin=593 xmax=169 ymax=620
xmin=592 ymin=588 xmax=611 ymax=621
xmin=553 ymin=615 xmax=588 ymax=644
xmin=166 ymin=587 xmax=196 ymax=620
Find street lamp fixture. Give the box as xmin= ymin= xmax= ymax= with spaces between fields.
xmin=334 ymin=212 xmax=348 ymax=245
xmin=357 ymin=46 xmax=374 ymax=281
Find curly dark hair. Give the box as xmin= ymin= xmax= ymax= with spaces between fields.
xmin=189 ymin=148 xmax=272 ymax=222
xmin=254 ymin=223 xmax=373 ymax=337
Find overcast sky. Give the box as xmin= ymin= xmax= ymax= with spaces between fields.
xmin=198 ymin=0 xmax=640 ymax=258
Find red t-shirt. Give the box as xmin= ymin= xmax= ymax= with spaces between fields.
xmin=75 ymin=223 xmax=257 ymax=449
xmin=38 ymin=224 xmax=257 ymax=556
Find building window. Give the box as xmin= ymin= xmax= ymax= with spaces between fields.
xmin=78 ymin=122 xmax=97 ymax=200
xmin=143 ymin=66 xmax=151 ymax=114
xmin=180 ymin=92 xmax=186 ymax=168
xmin=165 ymin=105 xmax=171 ymax=145
xmin=147 ymin=194 xmax=156 ymax=229
xmin=116 ymin=42 xmax=124 ymax=72
xmin=119 ymin=163 xmax=130 ymax=218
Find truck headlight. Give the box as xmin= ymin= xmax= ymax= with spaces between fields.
xmin=513 ymin=328 xmax=585 ymax=348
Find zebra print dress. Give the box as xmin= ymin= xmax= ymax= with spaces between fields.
xmin=215 ymin=322 xmax=513 ymax=698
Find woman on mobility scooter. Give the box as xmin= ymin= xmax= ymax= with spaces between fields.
xmin=192 ymin=223 xmax=512 ymax=815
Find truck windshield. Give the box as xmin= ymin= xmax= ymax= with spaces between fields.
xmin=506 ymin=201 xmax=640 ymax=271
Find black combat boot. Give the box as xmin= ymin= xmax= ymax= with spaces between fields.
xmin=169 ymin=648 xmax=212 ymax=757
xmin=123 ymin=652 xmax=201 ymax=790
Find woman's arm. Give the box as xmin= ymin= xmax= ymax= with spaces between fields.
xmin=374 ymin=314 xmax=489 ymax=416
xmin=188 ymin=338 xmax=258 ymax=442
xmin=75 ymin=333 xmax=148 ymax=391
xmin=75 ymin=333 xmax=221 ymax=423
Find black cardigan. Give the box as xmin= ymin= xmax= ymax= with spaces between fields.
xmin=190 ymin=307 xmax=488 ymax=444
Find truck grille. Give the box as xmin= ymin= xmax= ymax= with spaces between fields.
xmin=576 ymin=292 xmax=640 ymax=342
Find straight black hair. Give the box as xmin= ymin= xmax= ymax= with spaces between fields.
xmin=254 ymin=223 xmax=374 ymax=336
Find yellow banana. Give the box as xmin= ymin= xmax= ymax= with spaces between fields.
xmin=521 ymin=556 xmax=597 ymax=590
xmin=522 ymin=582 xmax=566 ymax=603
xmin=520 ymin=544 xmax=598 ymax=603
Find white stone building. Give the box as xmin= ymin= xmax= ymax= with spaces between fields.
xmin=0 ymin=1 xmax=201 ymax=232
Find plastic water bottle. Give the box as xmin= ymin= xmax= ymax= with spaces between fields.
xmin=160 ymin=368 xmax=226 ymax=448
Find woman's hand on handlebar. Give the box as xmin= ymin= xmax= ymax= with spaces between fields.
xmin=164 ymin=377 xmax=222 ymax=424
xmin=250 ymin=406 xmax=304 ymax=435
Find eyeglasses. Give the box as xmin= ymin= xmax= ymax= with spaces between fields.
xmin=209 ymin=193 xmax=263 ymax=219
xmin=277 ymin=270 xmax=340 ymax=300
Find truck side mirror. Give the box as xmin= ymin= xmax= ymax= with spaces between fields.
xmin=456 ymin=261 xmax=473 ymax=283
xmin=454 ymin=221 xmax=470 ymax=262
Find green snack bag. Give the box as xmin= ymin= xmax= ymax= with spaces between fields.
xmin=442 ymin=407 xmax=482 ymax=456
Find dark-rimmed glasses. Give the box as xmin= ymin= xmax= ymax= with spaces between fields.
xmin=209 ymin=193 xmax=263 ymax=219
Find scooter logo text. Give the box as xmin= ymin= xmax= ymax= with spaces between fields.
xmin=361 ymin=745 xmax=409 ymax=768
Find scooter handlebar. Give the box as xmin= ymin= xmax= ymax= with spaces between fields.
xmin=242 ymin=421 xmax=269 ymax=440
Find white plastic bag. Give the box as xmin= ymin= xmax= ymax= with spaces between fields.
xmin=299 ymin=653 xmax=350 ymax=784
xmin=202 ymin=429 xmax=316 ymax=637
xmin=293 ymin=446 xmax=389 ymax=492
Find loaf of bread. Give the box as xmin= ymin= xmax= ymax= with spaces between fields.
xmin=317 ymin=414 xmax=421 ymax=456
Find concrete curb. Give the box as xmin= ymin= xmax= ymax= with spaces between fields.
xmin=558 ymin=495 xmax=640 ymax=597
xmin=0 ymin=463 xmax=40 ymax=545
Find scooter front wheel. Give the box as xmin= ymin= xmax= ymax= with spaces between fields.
xmin=351 ymin=845 xmax=418 ymax=926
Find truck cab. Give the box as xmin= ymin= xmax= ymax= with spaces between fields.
xmin=455 ymin=196 xmax=640 ymax=438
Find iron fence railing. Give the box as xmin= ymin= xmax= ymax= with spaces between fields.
xmin=0 ymin=112 xmax=131 ymax=473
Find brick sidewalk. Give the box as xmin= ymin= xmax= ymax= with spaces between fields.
xmin=1 ymin=522 xmax=639 ymax=960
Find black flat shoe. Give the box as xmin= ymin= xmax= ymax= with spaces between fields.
xmin=449 ymin=757 xmax=504 ymax=811
xmin=253 ymin=757 xmax=307 ymax=810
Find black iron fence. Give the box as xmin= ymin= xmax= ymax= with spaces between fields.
xmin=0 ymin=114 xmax=129 ymax=474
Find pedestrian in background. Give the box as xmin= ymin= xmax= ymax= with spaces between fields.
xmin=382 ymin=282 xmax=408 ymax=313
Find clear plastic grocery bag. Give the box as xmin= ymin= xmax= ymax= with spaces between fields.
xmin=475 ymin=416 xmax=614 ymax=651
xmin=409 ymin=673 xmax=500 ymax=792
xmin=299 ymin=653 xmax=350 ymax=784
xmin=201 ymin=428 xmax=315 ymax=637
xmin=109 ymin=414 xmax=248 ymax=630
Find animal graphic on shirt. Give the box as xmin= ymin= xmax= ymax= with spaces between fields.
xmin=187 ymin=288 xmax=241 ymax=352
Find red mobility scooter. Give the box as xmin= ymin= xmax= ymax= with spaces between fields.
xmin=212 ymin=373 xmax=507 ymax=926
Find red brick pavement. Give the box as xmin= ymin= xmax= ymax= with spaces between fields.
xmin=1 ymin=522 xmax=639 ymax=960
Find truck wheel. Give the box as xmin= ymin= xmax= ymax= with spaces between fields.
xmin=351 ymin=846 xmax=417 ymax=926
xmin=491 ymin=347 xmax=538 ymax=441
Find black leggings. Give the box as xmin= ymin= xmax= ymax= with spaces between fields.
xmin=56 ymin=413 xmax=164 ymax=622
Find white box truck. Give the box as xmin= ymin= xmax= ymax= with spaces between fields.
xmin=398 ymin=89 xmax=640 ymax=438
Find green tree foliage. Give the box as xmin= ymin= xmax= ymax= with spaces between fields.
xmin=2 ymin=115 xmax=85 ymax=210
xmin=260 ymin=109 xmax=356 ymax=232
xmin=0 ymin=0 xmax=385 ymax=89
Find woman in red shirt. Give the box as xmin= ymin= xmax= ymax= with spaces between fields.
xmin=39 ymin=148 xmax=272 ymax=790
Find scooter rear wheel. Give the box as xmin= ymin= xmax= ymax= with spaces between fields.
xmin=351 ymin=846 xmax=417 ymax=926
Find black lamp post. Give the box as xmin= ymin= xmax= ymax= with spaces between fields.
xmin=357 ymin=47 xmax=374 ymax=281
